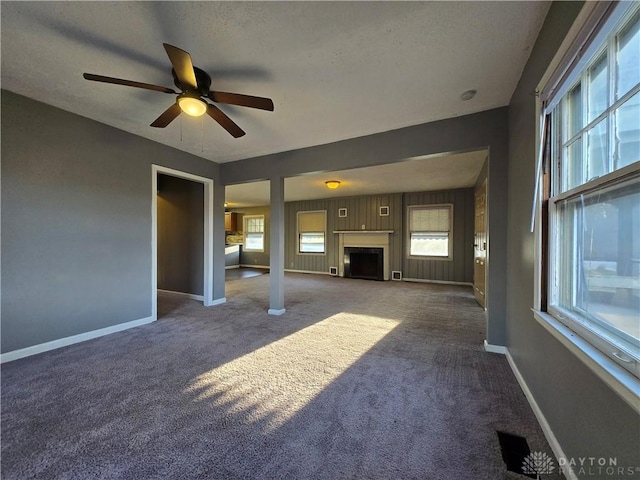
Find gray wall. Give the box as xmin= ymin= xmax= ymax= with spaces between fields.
xmin=507 ymin=1 xmax=640 ymax=470
xmin=222 ymin=108 xmax=509 ymax=345
xmin=157 ymin=174 xmax=204 ymax=296
xmin=403 ymin=188 xmax=474 ymax=283
xmin=1 ymin=90 xmax=219 ymax=353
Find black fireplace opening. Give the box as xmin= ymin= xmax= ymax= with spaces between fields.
xmin=344 ymin=247 xmax=384 ymax=281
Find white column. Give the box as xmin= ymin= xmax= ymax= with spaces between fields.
xmin=268 ymin=176 xmax=286 ymax=315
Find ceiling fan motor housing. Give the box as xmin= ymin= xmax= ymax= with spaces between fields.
xmin=172 ymin=66 xmax=211 ymax=96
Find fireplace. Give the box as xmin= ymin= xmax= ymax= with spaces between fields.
xmin=344 ymin=247 xmax=384 ymax=281
xmin=335 ymin=231 xmax=392 ymax=280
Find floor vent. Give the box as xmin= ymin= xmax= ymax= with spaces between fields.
xmin=329 ymin=266 xmax=338 ymax=276
xmin=496 ymin=431 xmax=536 ymax=478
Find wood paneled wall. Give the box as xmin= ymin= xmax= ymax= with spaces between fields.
xmin=403 ymin=189 xmax=475 ymax=283
xmin=244 ymin=188 xmax=474 ymax=282
xmin=285 ymin=193 xmax=403 ymax=275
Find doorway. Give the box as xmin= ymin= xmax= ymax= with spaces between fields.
xmin=157 ymin=174 xmax=204 ymax=296
xmin=151 ymin=165 xmax=214 ymax=320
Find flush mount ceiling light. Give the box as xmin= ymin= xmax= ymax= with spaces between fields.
xmin=325 ymin=180 xmax=341 ymax=189
xmin=177 ymin=94 xmax=207 ymax=117
xmin=460 ymin=89 xmax=477 ymax=101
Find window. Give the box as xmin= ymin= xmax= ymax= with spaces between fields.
xmin=408 ymin=205 xmax=453 ymax=259
xmin=243 ymin=215 xmax=265 ymax=252
xmin=298 ymin=210 xmax=326 ymax=254
xmin=543 ymin=3 xmax=640 ymax=378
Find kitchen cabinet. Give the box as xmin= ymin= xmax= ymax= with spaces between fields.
xmin=225 ymin=212 xmax=238 ymax=232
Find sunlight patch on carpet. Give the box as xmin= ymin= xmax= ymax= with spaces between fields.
xmin=184 ymin=313 xmax=399 ymax=432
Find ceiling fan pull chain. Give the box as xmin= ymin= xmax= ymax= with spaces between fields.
xmin=201 ymin=116 xmax=204 ymax=153
xmin=180 ymin=115 xmax=183 ymax=142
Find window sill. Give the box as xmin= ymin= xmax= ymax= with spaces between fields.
xmin=407 ymin=256 xmax=453 ymax=261
xmin=532 ymin=309 xmax=640 ymax=414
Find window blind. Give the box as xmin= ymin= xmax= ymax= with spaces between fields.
xmin=409 ymin=207 xmax=450 ymax=232
xmin=298 ymin=211 xmax=325 ymax=232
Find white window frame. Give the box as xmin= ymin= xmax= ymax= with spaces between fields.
xmin=532 ymin=1 xmax=640 ymax=411
xmin=243 ymin=215 xmax=265 ymax=252
xmin=407 ymin=204 xmax=453 ymax=260
xmin=297 ymin=210 xmax=327 ymax=255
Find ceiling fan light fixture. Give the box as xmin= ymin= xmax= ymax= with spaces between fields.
xmin=178 ymin=95 xmax=207 ymax=117
xmin=325 ymin=180 xmax=341 ymax=189
xmin=84 ymin=43 xmax=273 ymax=136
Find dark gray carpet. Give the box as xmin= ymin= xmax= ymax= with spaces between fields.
xmin=1 ymin=273 xmax=562 ymax=479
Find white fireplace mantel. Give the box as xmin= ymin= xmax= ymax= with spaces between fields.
xmin=334 ymin=230 xmax=393 ymax=280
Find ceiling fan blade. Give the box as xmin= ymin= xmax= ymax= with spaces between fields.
xmin=150 ymin=103 xmax=182 ymax=128
xmin=163 ymin=43 xmax=197 ymax=91
xmin=83 ymin=73 xmax=176 ymax=94
xmin=209 ymin=91 xmax=274 ymax=111
xmin=206 ymin=103 xmax=246 ymax=138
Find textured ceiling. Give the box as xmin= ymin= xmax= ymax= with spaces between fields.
xmin=1 ymin=1 xmax=550 ymax=165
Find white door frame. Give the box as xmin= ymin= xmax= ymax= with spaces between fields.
xmin=152 ymin=165 xmax=214 ymax=320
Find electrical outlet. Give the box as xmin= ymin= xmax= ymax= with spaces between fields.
xmin=361 ymin=224 xmax=365 ymax=230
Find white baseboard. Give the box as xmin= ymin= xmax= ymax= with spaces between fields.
xmin=0 ymin=315 xmax=155 ymax=364
xmin=505 ymin=349 xmax=577 ymax=480
xmin=284 ymin=269 xmax=331 ymax=275
xmin=225 ymin=265 xmax=240 ymax=270
xmin=157 ymin=289 xmax=204 ymax=301
xmin=268 ymin=308 xmax=286 ymax=316
xmin=210 ymin=297 xmax=227 ymax=306
xmin=483 ymin=340 xmax=507 ymax=354
xmin=402 ymin=278 xmax=473 ymax=287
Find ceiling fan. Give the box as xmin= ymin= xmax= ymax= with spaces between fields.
xmin=83 ymin=43 xmax=274 ymax=138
